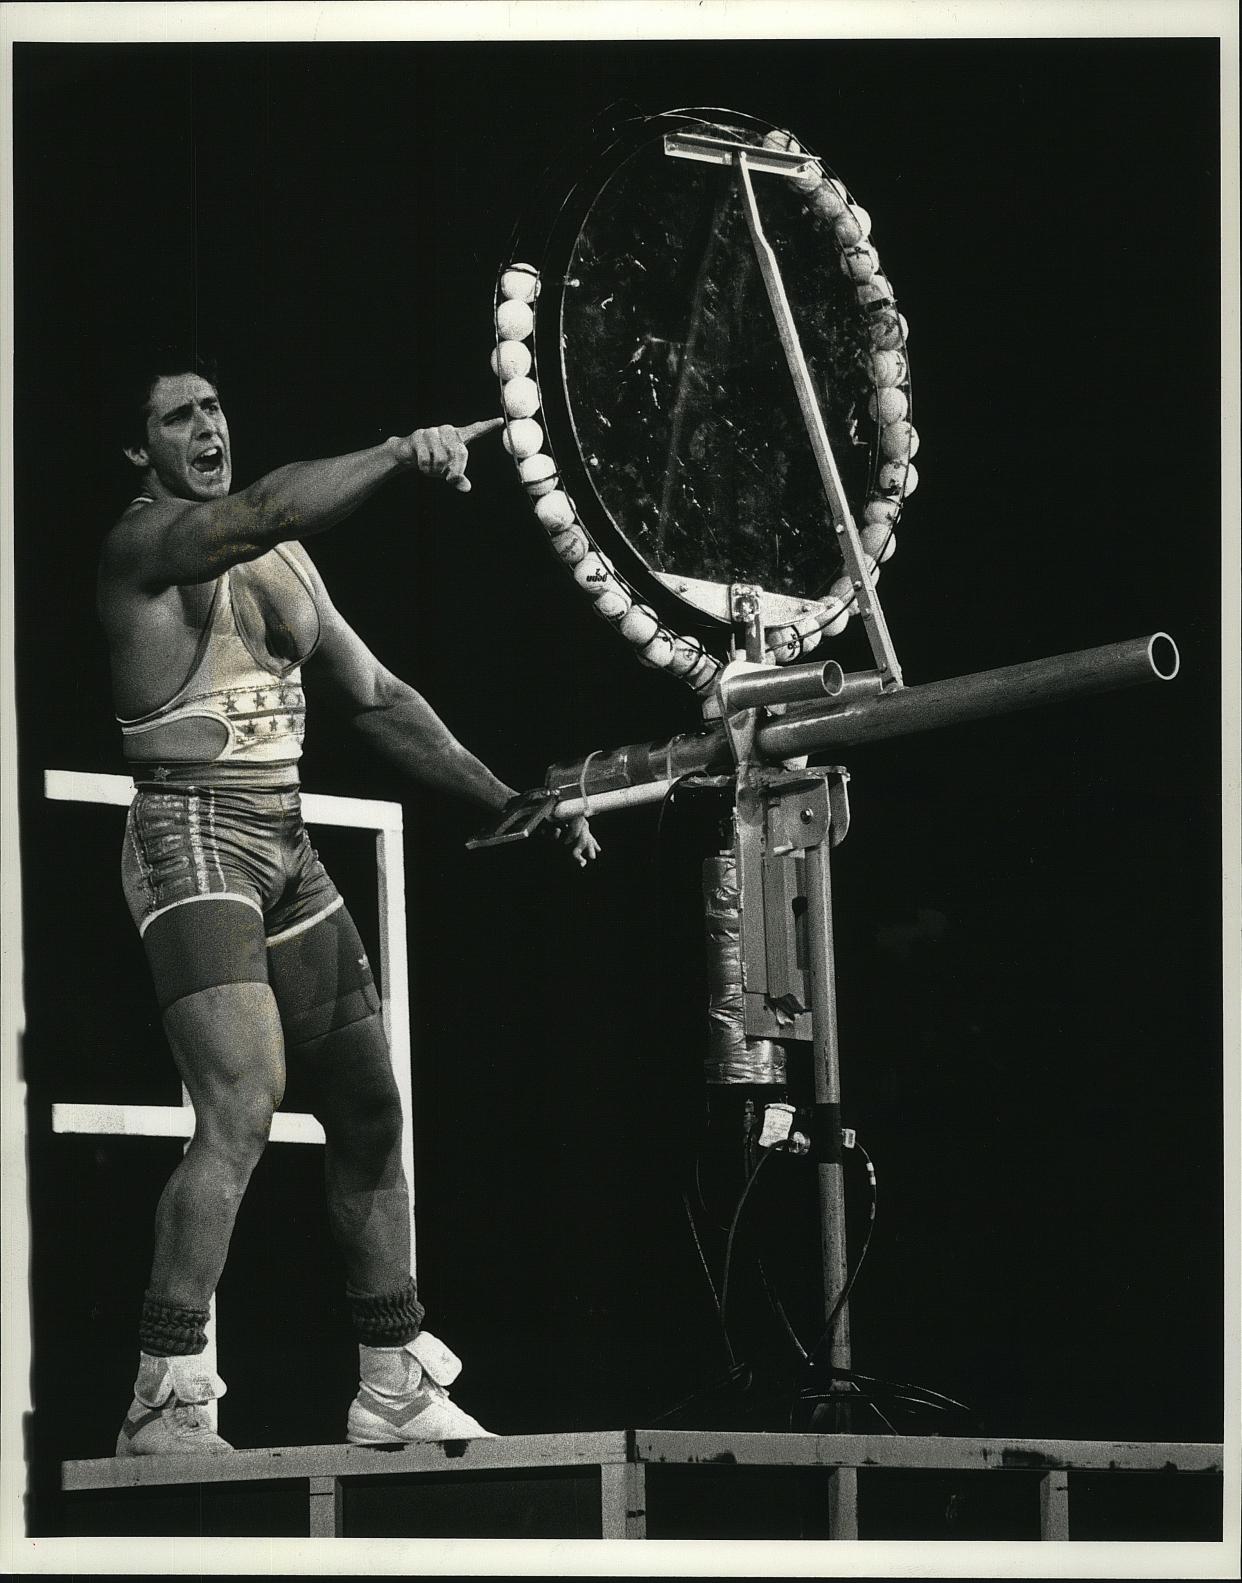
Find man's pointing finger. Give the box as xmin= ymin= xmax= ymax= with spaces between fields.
xmin=458 ymin=417 xmax=506 ymax=445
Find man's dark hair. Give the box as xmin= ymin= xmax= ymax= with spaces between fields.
xmin=118 ymin=348 xmax=221 ymax=452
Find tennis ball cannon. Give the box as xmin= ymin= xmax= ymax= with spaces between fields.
xmin=467 ymin=106 xmax=1185 ymax=1450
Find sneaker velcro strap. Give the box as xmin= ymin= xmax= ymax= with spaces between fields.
xmin=165 ymin=1356 xmax=227 ymax=1403
xmin=408 ymin=1332 xmax=462 ymax=1387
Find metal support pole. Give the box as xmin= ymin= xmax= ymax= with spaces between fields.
xmin=802 ymin=823 xmax=853 ymax=1418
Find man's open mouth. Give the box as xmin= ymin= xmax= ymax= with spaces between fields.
xmin=192 ymin=446 xmax=224 ymax=475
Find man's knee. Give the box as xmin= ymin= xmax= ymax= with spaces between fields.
xmin=193 ymin=1083 xmax=280 ymax=1180
xmin=297 ymin=1012 xmax=404 ymax=1162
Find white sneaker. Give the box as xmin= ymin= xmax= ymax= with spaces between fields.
xmin=116 ymin=1352 xmax=233 ymax=1458
xmin=347 ymin=1332 xmax=496 ymax=1444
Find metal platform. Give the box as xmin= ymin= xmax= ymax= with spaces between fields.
xmin=61 ymin=1429 xmax=1224 ymax=1540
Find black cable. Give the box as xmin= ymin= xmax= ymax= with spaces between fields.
xmin=755 ymin=1255 xmax=809 ymax=1363
xmin=718 ymin=1147 xmax=772 ymax=1344
xmin=647 ymin=1362 xmax=752 ymax=1428
xmin=680 ymin=1190 xmax=736 ymax=1368
xmin=850 ymin=1379 xmax=898 ymax=1435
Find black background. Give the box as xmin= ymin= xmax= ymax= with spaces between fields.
xmin=12 ymin=36 xmax=1224 ymax=1533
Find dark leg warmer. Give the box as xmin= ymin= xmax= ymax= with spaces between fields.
xmin=348 ymin=1276 xmax=424 ymax=1346
xmin=139 ymin=1289 xmax=210 ymax=1356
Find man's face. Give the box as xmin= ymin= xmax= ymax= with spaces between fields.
xmin=126 ymin=373 xmax=232 ymax=501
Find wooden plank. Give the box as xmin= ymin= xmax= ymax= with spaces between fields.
xmin=599 ymin=1463 xmax=647 ymax=1540
xmin=376 ymin=826 xmax=416 ymax=1274
xmin=633 ymin=1429 xmax=1225 ymax=1475
xmin=62 ymin=1431 xmax=632 ymax=1491
xmin=598 ymin=1463 xmax=625 ymax=1539
xmin=1039 ymin=1469 xmax=1070 ymax=1540
xmin=52 ymin=1103 xmax=325 ymax=1145
xmin=827 ymin=1465 xmax=858 ymax=1539
xmin=44 ymin=769 xmax=135 ymax=809
xmin=308 ymin=1475 xmax=343 ymax=1538
xmin=301 ymin=792 xmax=402 ymax=832
xmin=44 ymin=769 xmax=402 ymax=833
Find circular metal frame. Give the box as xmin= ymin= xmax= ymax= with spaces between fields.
xmin=491 ymin=107 xmax=919 ymax=695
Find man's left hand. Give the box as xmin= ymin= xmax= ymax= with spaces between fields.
xmin=553 ymin=815 xmax=601 ymax=868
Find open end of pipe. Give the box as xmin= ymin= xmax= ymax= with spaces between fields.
xmin=821 ymin=660 xmax=845 ymax=696
xmin=1149 ymin=632 xmax=1180 ymax=681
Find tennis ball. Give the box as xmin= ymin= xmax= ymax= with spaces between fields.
xmin=573 ymin=551 xmax=613 ymax=593
xmin=860 ymin=523 xmax=897 ymax=562
xmin=636 ymin=629 xmax=675 ymax=669
xmin=519 ymin=453 xmax=558 ymax=496
xmin=491 ymin=341 xmax=532 ymax=379
xmin=534 ymin=489 xmax=575 ymax=531
xmin=763 ymin=129 xmax=800 ymax=151
xmin=594 ymin=585 xmax=632 ymax=622
xmin=863 ymin=495 xmax=901 ymax=527
xmin=790 ymin=159 xmax=823 ymax=193
xmin=834 ymin=203 xmax=872 ymax=246
xmin=867 ymin=309 xmax=904 ymax=350
xmin=857 ymin=276 xmax=896 ymax=309
xmin=502 ymin=375 xmax=540 ymax=420
xmin=840 ymin=243 xmax=880 ymax=283
xmin=867 ymin=386 xmax=908 ymax=425
xmin=549 ymin=525 xmax=589 ymax=566
xmin=793 ymin=612 xmax=823 ymax=652
xmin=496 ymin=299 xmax=534 ymax=341
xmin=879 ymin=458 xmax=919 ymax=498
xmin=880 ymin=420 xmax=919 ymax=461
xmin=808 ymin=179 xmax=848 ymax=221
xmin=500 ymin=263 xmax=539 ymax=303
xmin=822 ymin=599 xmax=851 ymax=637
xmin=768 ymin=626 xmax=800 ymax=664
xmin=870 ymin=349 xmax=907 ymax=388
xmin=667 ymin=634 xmax=708 ymax=678
xmin=501 ymin=418 xmax=543 ymax=459
xmin=618 ymin=602 xmax=660 ymax=645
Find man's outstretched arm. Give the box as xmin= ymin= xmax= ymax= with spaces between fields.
xmin=105 ymin=419 xmax=503 ymax=592
xmin=299 ymin=549 xmax=601 ymax=865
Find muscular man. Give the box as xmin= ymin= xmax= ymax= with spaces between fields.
xmin=98 ymin=361 xmax=598 ymax=1456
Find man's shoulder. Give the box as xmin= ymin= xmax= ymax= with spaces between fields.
xmin=100 ymin=495 xmax=180 ymax=591
xmin=104 ymin=493 xmax=181 ymax=544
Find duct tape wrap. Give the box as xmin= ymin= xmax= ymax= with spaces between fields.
xmin=702 ymin=854 xmax=787 ymax=1085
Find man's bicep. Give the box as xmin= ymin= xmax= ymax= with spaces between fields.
xmin=109 ymin=499 xmax=269 ymax=590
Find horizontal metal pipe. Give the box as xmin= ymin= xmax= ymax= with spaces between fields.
xmin=546 ymin=731 xmax=727 ymax=801
xmin=759 ymin=633 xmax=1179 ymax=759
xmin=551 ymin=780 xmax=676 ymax=819
xmin=544 ymin=635 xmax=1178 ymax=801
xmin=780 ymin=667 xmax=888 ymax=716
xmin=723 ymin=659 xmax=844 ymax=711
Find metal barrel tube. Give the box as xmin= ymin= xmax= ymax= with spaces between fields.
xmin=758 ymin=633 xmax=1179 ymax=760
xmin=546 ymin=729 xmax=727 ymax=801
xmin=723 ymin=659 xmax=844 ymax=711
xmin=544 ymin=635 xmax=1177 ymax=802
xmin=782 ymin=667 xmax=888 ymax=714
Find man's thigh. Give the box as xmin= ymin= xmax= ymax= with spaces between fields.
xmin=266 ymin=901 xmax=382 ymax=1050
